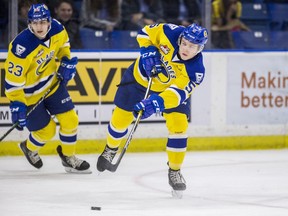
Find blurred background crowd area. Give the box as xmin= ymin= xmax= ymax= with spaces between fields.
xmin=0 ymin=0 xmax=288 ymax=50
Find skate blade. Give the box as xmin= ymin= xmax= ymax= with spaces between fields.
xmin=171 ymin=189 xmax=183 ymax=199
xmin=18 ymin=143 xmax=43 ymax=169
xmin=64 ymin=167 xmax=92 ymax=174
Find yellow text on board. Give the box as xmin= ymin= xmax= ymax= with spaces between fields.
xmin=0 ymin=60 xmax=134 ymax=104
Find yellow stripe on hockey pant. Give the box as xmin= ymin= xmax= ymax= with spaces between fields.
xmin=27 ymin=118 xmax=57 ymax=151
xmin=56 ymin=110 xmax=78 ymax=156
xmin=107 ymin=107 xmax=134 ymax=148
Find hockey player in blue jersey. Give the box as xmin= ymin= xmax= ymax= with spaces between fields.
xmin=4 ymin=3 xmax=91 ymax=173
xmin=96 ymin=23 xmax=208 ymax=197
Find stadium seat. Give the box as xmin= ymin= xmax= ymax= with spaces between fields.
xmin=110 ymin=31 xmax=139 ymax=50
xmin=282 ymin=21 xmax=288 ymax=31
xmin=241 ymin=3 xmax=268 ymax=20
xmin=247 ymin=24 xmax=270 ymax=31
xmin=79 ymin=27 xmax=110 ymax=49
xmin=241 ymin=3 xmax=269 ymax=30
xmin=269 ymin=31 xmax=288 ymax=50
xmin=241 ymin=0 xmax=264 ymax=3
xmin=267 ymin=3 xmax=288 ymax=30
xmin=232 ymin=31 xmax=271 ymax=49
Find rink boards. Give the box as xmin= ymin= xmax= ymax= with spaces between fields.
xmin=0 ymin=51 xmax=288 ymax=154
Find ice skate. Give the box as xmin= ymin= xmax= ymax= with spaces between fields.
xmin=97 ymin=145 xmax=118 ymax=172
xmin=168 ymin=168 xmax=186 ymax=199
xmin=19 ymin=140 xmax=43 ymax=169
xmin=56 ymin=145 xmax=91 ymax=174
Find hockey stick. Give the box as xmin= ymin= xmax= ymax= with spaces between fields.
xmin=0 ymin=79 xmax=61 ymax=142
xmin=106 ymin=77 xmax=153 ymax=172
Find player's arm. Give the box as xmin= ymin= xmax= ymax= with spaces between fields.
xmin=159 ymin=74 xmax=199 ymax=109
xmin=136 ymin=23 xmax=164 ymax=47
xmin=5 ymin=44 xmax=31 ymax=130
xmin=137 ymin=24 xmax=165 ymax=77
xmin=57 ymin=45 xmax=70 ymax=60
xmin=4 ymin=44 xmax=30 ymax=104
xmin=133 ymin=70 xmax=200 ymax=119
xmin=160 ymin=58 xmax=205 ymax=109
xmin=56 ymin=27 xmax=71 ymax=60
xmin=134 ymin=66 xmax=205 ymax=118
xmin=132 ymin=78 xmax=196 ymax=120
xmin=55 ymin=27 xmax=77 ymax=85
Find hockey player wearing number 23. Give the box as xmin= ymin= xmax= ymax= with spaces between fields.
xmin=97 ymin=23 xmax=208 ymax=196
xmin=4 ymin=3 xmax=91 ymax=174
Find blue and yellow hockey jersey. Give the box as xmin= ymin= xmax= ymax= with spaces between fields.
xmin=135 ymin=23 xmax=205 ymax=109
xmin=4 ymin=19 xmax=71 ymax=106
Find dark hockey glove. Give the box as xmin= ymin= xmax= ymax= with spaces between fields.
xmin=10 ymin=101 xmax=27 ymax=131
xmin=140 ymin=46 xmax=163 ymax=77
xmin=133 ymin=94 xmax=164 ymax=119
xmin=57 ymin=56 xmax=78 ymax=85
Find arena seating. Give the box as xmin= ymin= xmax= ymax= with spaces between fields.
xmin=267 ymin=3 xmax=288 ymax=31
xmin=232 ymin=31 xmax=270 ymax=49
xmin=232 ymin=2 xmax=288 ymax=50
xmin=241 ymin=3 xmax=269 ymax=31
xmin=110 ymin=31 xmax=139 ymax=50
xmin=77 ymin=2 xmax=288 ymax=51
xmin=269 ymin=31 xmax=288 ymax=50
xmin=79 ymin=28 xmax=139 ymax=50
xmin=79 ymin=27 xmax=110 ymax=49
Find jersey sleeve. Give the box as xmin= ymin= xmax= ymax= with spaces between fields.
xmin=4 ymin=43 xmax=32 ymax=104
xmin=159 ymin=72 xmax=197 ymax=109
xmin=54 ymin=21 xmax=71 ymax=60
xmin=56 ymin=32 xmax=71 ymax=60
xmin=159 ymin=56 xmax=205 ymax=109
xmin=136 ymin=23 xmax=165 ymax=48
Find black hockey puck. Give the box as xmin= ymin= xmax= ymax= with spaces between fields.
xmin=91 ymin=206 xmax=101 ymax=211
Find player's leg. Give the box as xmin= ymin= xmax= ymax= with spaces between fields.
xmin=55 ymin=110 xmax=90 ymax=173
xmin=19 ymin=102 xmax=55 ymax=169
xmin=97 ymin=63 xmax=147 ymax=171
xmin=97 ymin=106 xmax=134 ymax=171
xmin=46 ymin=83 xmax=90 ymax=173
xmin=163 ymin=109 xmax=189 ymax=198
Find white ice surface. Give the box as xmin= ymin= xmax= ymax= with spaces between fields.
xmin=0 ymin=150 xmax=288 ymax=216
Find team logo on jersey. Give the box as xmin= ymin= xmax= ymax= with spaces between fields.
xmin=36 ymin=49 xmax=44 ymax=58
xmin=36 ymin=59 xmax=52 ymax=75
xmin=157 ymin=69 xmax=170 ymax=84
xmin=160 ymin=44 xmax=170 ymax=55
xmin=15 ymin=44 xmax=26 ymax=56
xmin=35 ymin=51 xmax=55 ymax=75
xmin=195 ymin=72 xmax=204 ymax=84
xmin=154 ymin=56 xmax=176 ymax=84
